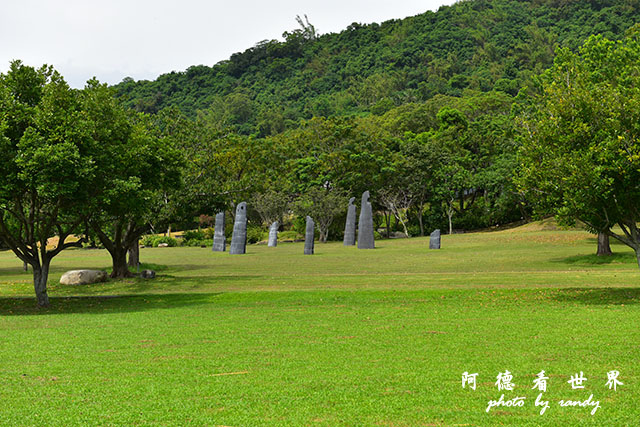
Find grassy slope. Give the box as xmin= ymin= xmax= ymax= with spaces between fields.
xmin=0 ymin=226 xmax=639 ymax=425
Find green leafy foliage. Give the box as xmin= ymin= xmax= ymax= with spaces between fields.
xmin=141 ymin=235 xmax=178 ymax=247
xmin=0 ymin=61 xmax=94 ymax=305
xmin=113 ymin=0 xmax=640 ymax=136
xmin=517 ymin=31 xmax=640 ymax=265
xmin=246 ymin=225 xmax=266 ymax=244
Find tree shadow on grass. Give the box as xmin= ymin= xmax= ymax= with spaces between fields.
xmin=552 ymin=252 xmax=636 ymax=266
xmin=549 ymin=288 xmax=640 ymax=305
xmin=0 ymin=262 xmax=206 ymax=279
xmin=0 ymin=292 xmax=222 ymax=316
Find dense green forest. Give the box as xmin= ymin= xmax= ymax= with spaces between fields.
xmin=106 ymin=0 xmax=640 ymax=239
xmin=115 ymin=0 xmax=640 ymax=134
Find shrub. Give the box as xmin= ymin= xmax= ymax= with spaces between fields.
xmin=292 ymin=216 xmax=306 ymax=235
xmin=155 ymin=236 xmax=178 ymax=247
xmin=203 ymin=227 xmax=215 ymax=239
xmin=183 ymin=230 xmax=205 ymax=242
xmin=407 ymin=224 xmax=422 ymax=237
xmin=181 ymin=238 xmax=213 ymax=247
xmin=141 ymin=235 xmax=156 ymax=247
xmin=141 ymin=235 xmax=178 ymax=247
xmin=278 ymin=230 xmax=302 ymax=241
xmin=247 ymin=226 xmax=266 ymax=244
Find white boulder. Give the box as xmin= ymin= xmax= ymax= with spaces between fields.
xmin=60 ymin=270 xmax=108 ymax=285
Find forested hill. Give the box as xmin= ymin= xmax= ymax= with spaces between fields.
xmin=114 ymin=0 xmax=640 ymax=135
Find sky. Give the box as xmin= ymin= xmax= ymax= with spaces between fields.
xmin=1 ymin=0 xmax=457 ymax=88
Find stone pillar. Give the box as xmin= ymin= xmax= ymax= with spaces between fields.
xmin=212 ymin=211 xmax=226 ymax=252
xmin=357 ymin=191 xmax=375 ymax=249
xmin=304 ymin=216 xmax=315 ymax=255
xmin=429 ymin=229 xmax=441 ymax=249
xmin=230 ymin=202 xmax=247 ymax=255
xmin=268 ymin=221 xmax=278 ymax=247
xmin=343 ymin=197 xmax=357 ymax=246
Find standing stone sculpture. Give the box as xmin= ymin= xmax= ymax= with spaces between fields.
xmin=230 ymin=202 xmax=247 ymax=255
xmin=212 ymin=211 xmax=226 ymax=252
xmin=304 ymin=216 xmax=315 ymax=255
xmin=343 ymin=197 xmax=357 ymax=246
xmin=429 ymin=229 xmax=441 ymax=249
xmin=268 ymin=221 xmax=279 ymax=247
xmin=357 ymin=191 xmax=375 ymax=249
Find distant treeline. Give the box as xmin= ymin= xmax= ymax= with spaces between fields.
xmin=106 ymin=0 xmax=640 ymax=237
xmin=114 ymin=0 xmax=640 ymax=135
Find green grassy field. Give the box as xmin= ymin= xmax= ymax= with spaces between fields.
xmin=1 ymin=224 xmax=639 ymax=426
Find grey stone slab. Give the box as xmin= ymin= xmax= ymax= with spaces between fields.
xmin=140 ymin=269 xmax=156 ymax=279
xmin=230 ymin=202 xmax=247 ymax=254
xmin=343 ymin=197 xmax=357 ymax=246
xmin=304 ymin=216 xmax=315 ymax=255
xmin=429 ymin=229 xmax=441 ymax=249
xmin=268 ymin=221 xmax=278 ymax=247
xmin=212 ymin=211 xmax=226 ymax=252
xmin=357 ymin=191 xmax=375 ymax=249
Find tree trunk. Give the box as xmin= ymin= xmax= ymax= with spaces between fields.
xmin=33 ymin=262 xmax=50 ymax=307
xmin=597 ymin=232 xmax=612 ymax=256
xmin=23 ymin=261 xmax=28 ymax=272
xmin=417 ymin=204 xmax=424 ymax=237
xmin=447 ymin=199 xmax=454 ymax=235
xmin=128 ymin=240 xmax=140 ymax=269
xmin=111 ymin=248 xmax=132 ymax=278
xmin=395 ymin=212 xmax=409 ymax=237
xmin=636 ymin=248 xmax=640 ymax=269
xmin=384 ymin=211 xmax=391 ymax=238
xmin=165 ymin=225 xmax=171 ymax=237
xmin=319 ymin=227 xmax=328 ymax=243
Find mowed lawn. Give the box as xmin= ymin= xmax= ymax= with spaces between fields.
xmin=0 ymin=224 xmax=639 ymax=426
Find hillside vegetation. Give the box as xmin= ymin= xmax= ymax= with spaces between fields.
xmin=114 ymin=0 xmax=640 ymax=135
xmin=105 ymin=0 xmax=640 ymax=240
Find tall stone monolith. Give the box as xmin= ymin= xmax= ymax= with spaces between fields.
xmin=343 ymin=197 xmax=357 ymax=246
xmin=268 ymin=221 xmax=278 ymax=247
xmin=304 ymin=216 xmax=315 ymax=255
xmin=357 ymin=191 xmax=375 ymax=249
xmin=212 ymin=211 xmax=226 ymax=252
xmin=429 ymin=229 xmax=441 ymax=249
xmin=230 ymin=202 xmax=247 ymax=254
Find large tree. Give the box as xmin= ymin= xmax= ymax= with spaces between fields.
xmin=0 ymin=62 xmax=92 ymax=306
xmin=83 ymin=81 xmax=182 ymax=277
xmin=293 ymin=186 xmax=346 ymax=243
xmin=518 ymin=32 xmax=640 ymax=266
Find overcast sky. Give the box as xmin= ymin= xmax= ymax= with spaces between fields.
xmin=1 ymin=0 xmax=457 ymax=88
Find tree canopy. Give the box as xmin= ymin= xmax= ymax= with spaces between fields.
xmin=114 ymin=0 xmax=640 ymax=135
xmin=518 ymin=31 xmax=640 ymax=266
xmin=0 ymin=62 xmax=93 ymax=305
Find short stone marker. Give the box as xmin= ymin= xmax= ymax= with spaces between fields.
xmin=140 ymin=269 xmax=156 ymax=279
xmin=357 ymin=190 xmax=375 ymax=249
xmin=429 ymin=229 xmax=441 ymax=249
xmin=60 ymin=270 xmax=108 ymax=285
xmin=212 ymin=211 xmax=226 ymax=252
xmin=304 ymin=216 xmax=315 ymax=255
xmin=268 ymin=221 xmax=278 ymax=247
xmin=230 ymin=202 xmax=248 ymax=255
xmin=343 ymin=197 xmax=357 ymax=246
